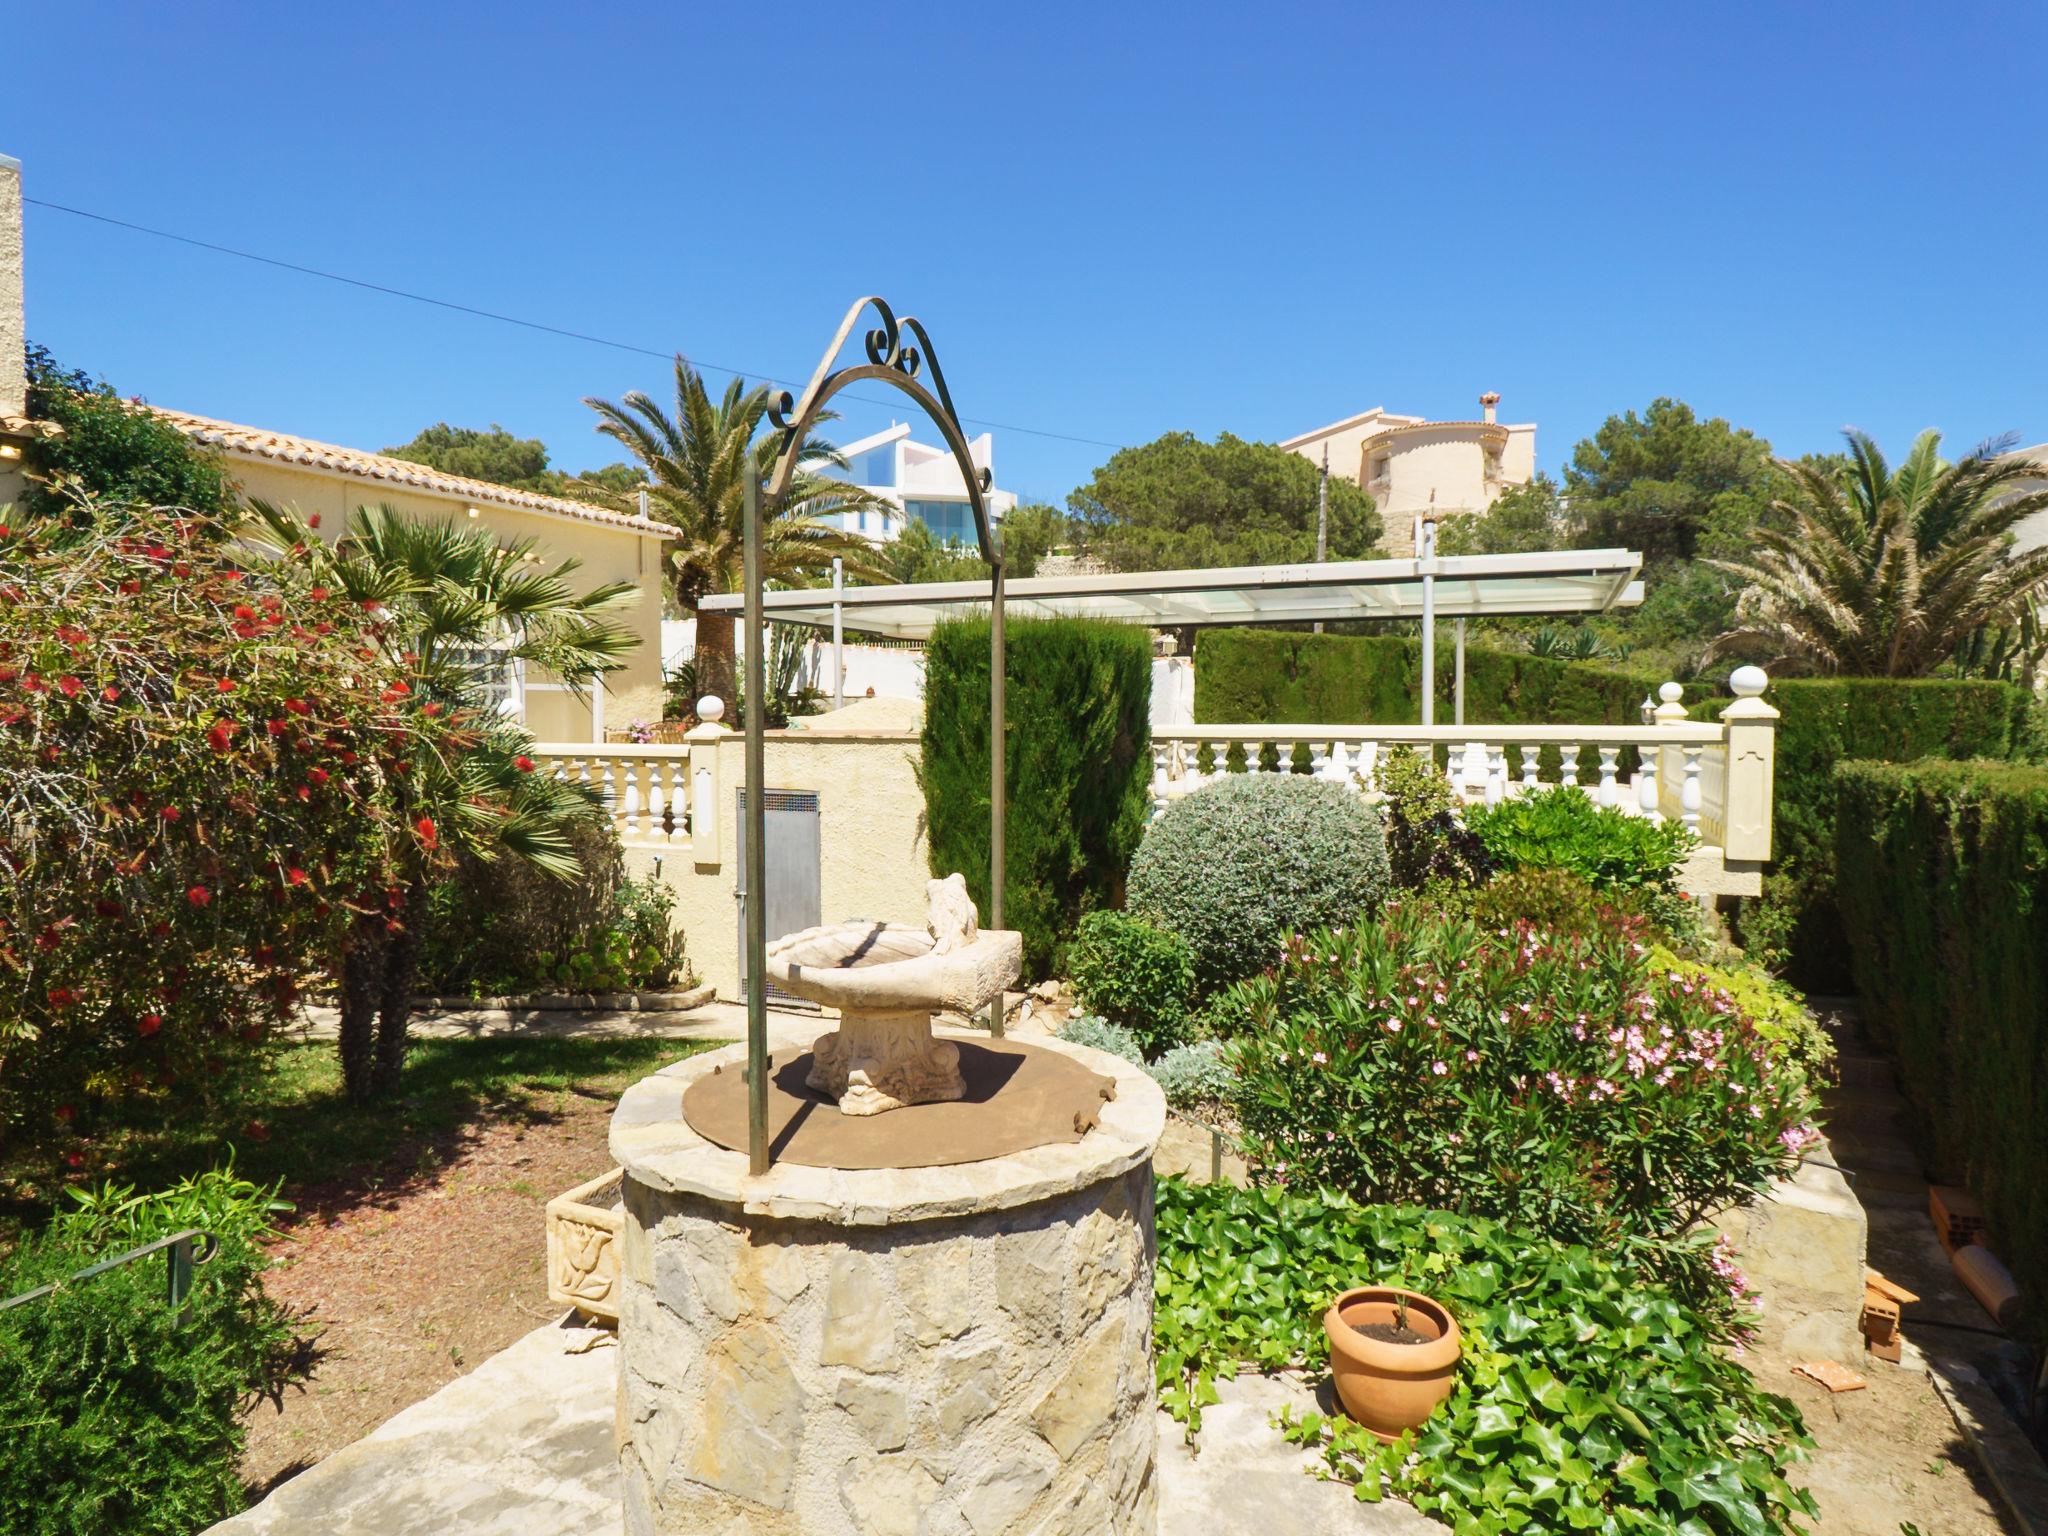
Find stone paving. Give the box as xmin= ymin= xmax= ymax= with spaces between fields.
xmin=208 ymin=1315 xmax=1438 ymax=1535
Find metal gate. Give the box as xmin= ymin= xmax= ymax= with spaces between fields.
xmin=735 ymin=788 xmax=822 ymax=1008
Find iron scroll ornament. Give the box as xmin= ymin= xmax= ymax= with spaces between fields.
xmin=762 ymin=296 xmax=1000 ymax=568
xmin=740 ymin=296 xmax=1011 ymax=1173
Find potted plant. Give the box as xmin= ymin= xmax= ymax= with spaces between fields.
xmin=1323 ymin=1285 xmax=1462 ymax=1441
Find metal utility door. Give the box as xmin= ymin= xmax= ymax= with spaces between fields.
xmin=735 ymin=788 xmax=823 ymax=1008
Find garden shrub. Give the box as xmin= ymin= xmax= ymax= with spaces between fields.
xmin=1146 ymin=1041 xmax=1233 ymax=1112
xmin=1646 ymin=943 xmax=1836 ymax=1089
xmin=1156 ymin=1179 xmax=1816 ymax=1535
xmin=1836 ymin=758 xmax=2048 ymax=1325
xmin=0 ymin=1166 xmax=309 ymax=1535
xmin=1712 ymin=677 xmax=2034 ymax=988
xmin=1127 ymin=774 xmax=1391 ymax=992
xmin=0 ymin=503 xmax=458 ymax=1153
xmin=1369 ymin=747 xmax=1491 ymax=892
xmin=18 ymin=348 xmax=237 ymax=524
xmin=417 ymin=818 xmax=689 ymax=996
xmin=1218 ymin=904 xmax=1817 ymax=1255
xmin=1067 ymin=910 xmax=1194 ymax=1054
xmin=1462 ymin=785 xmax=1694 ymax=892
xmin=1056 ymin=1013 xmax=1143 ymax=1064
xmin=922 ymin=617 xmax=1153 ymax=978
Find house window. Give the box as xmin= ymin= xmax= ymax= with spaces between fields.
xmin=902 ymin=499 xmax=977 ymax=544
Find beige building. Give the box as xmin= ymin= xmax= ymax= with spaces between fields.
xmin=1280 ymin=394 xmax=1538 ymax=556
xmin=0 ymin=151 xmax=667 ymax=742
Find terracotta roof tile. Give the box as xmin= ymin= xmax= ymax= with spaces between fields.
xmin=144 ymin=407 xmax=670 ymax=537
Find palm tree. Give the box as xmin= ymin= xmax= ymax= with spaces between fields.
xmin=1708 ymin=430 xmax=2048 ymax=677
xmin=246 ymin=501 xmax=642 ymax=1100
xmin=578 ymin=357 xmax=888 ymax=707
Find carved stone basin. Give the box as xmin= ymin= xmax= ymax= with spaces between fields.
xmin=764 ymin=873 xmax=1022 ymax=1115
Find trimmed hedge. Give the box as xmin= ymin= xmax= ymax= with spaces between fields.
xmin=923 ymin=616 xmax=1153 ymax=979
xmin=1193 ymin=628 xmax=1667 ymax=727
xmin=1727 ymin=679 xmax=2035 ymax=989
xmin=1836 ymin=758 xmax=2048 ymax=1326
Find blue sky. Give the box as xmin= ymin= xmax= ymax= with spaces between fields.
xmin=7 ymin=2 xmax=2046 ymax=505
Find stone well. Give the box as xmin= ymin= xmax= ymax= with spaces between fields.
xmin=609 ymin=1032 xmax=1167 ymax=1535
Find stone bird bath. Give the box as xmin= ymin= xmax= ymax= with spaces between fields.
xmin=765 ymin=874 xmax=1022 ymax=1116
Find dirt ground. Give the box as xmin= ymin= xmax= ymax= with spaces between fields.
xmin=239 ymin=1081 xmax=623 ymax=1497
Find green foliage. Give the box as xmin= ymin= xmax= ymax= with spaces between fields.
xmin=1147 ymin=1041 xmax=1233 ymax=1112
xmin=878 ymin=519 xmax=986 ymax=584
xmin=1835 ymin=758 xmax=2048 ymax=1328
xmin=0 ymin=1167 xmax=309 ymax=1535
xmin=994 ymin=502 xmax=1070 ymax=578
xmin=1068 ymin=910 xmax=1195 ymax=1055
xmin=19 ymin=347 xmax=236 ymax=522
xmin=1218 ymin=904 xmax=1817 ymax=1252
xmin=1433 ymin=474 xmax=1565 ymax=556
xmin=922 ymin=617 xmax=1153 ymax=979
xmin=1468 ymin=866 xmax=1611 ymax=937
xmin=1155 ymin=1180 xmax=1816 ymax=1534
xmin=1067 ymin=430 xmax=1381 ymax=571
xmin=1370 ymin=748 xmax=1492 ymax=892
xmin=1056 ymin=1013 xmax=1144 ymax=1064
xmin=1127 ymin=774 xmax=1392 ymax=991
xmin=1527 ymin=624 xmax=1628 ymax=662
xmin=1463 ymin=786 xmax=1696 ymax=893
xmin=380 ymin=421 xmax=642 ymax=499
xmin=1733 ymin=676 xmax=2033 ymax=988
xmin=418 ymin=819 xmax=689 ymax=996
xmin=1646 ymin=944 xmax=1835 ymax=1090
xmin=0 ymin=504 xmax=473 ymax=1149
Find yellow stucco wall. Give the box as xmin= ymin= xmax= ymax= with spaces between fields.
xmin=619 ymin=728 xmax=933 ymax=1002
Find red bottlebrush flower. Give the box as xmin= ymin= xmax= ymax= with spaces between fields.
xmin=266 ymin=718 xmax=288 ymax=736
xmin=285 ymin=866 xmax=309 ymax=886
xmin=119 ymin=579 xmax=142 ymax=595
xmin=48 ymin=989 xmax=77 ymax=1009
xmin=101 ymin=684 xmax=121 ymax=704
xmin=414 ymin=815 xmax=438 ymax=850
xmin=208 ymin=721 xmax=236 ymax=753
xmin=220 ymin=570 xmax=244 ymax=583
xmin=514 ymin=755 xmax=535 ymax=772
xmin=186 ymin=884 xmax=212 ymax=907
xmin=172 ymin=562 xmax=191 ymax=577
xmin=234 ymin=605 xmax=257 ymax=622
xmin=295 ymin=785 xmax=312 ymax=801
xmin=56 ymin=675 xmax=83 ymax=698
xmin=260 ymin=593 xmax=282 ymax=611
xmin=54 ymin=1104 xmax=75 ymax=1122
xmin=421 ymin=702 xmax=443 ymax=717
xmin=94 ymin=899 xmax=123 ymax=918
xmin=56 ymin=625 xmax=88 ymax=647
xmin=309 ymin=585 xmax=331 ymax=601
xmin=308 ymin=767 xmax=330 ymax=785
xmin=215 ymin=677 xmax=236 ymax=694
xmin=160 ymin=804 xmax=182 ymax=821
xmin=22 ymin=673 xmax=44 ymax=693
xmin=0 ymin=665 xmax=15 ymax=683
xmin=308 ymin=513 xmax=321 ymax=529
xmin=313 ymin=621 xmax=333 ymax=635
xmin=285 ymin=697 xmax=310 ymax=715
xmin=339 ymin=749 xmax=359 ymax=765
xmin=232 ymin=622 xmax=259 ymax=639
xmin=380 ymin=682 xmax=410 ymax=703
xmin=139 ymin=1013 xmax=162 ymax=1037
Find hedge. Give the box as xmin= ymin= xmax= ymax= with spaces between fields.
xmin=1729 ymin=679 xmax=2035 ymax=990
xmin=1192 ymin=628 xmax=1668 ymax=727
xmin=1836 ymin=758 xmax=2048 ymax=1326
xmin=922 ymin=616 xmax=1153 ymax=979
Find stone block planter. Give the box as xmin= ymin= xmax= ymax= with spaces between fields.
xmin=547 ymin=1169 xmax=625 ymax=1322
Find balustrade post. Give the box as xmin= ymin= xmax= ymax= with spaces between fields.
xmin=1485 ymin=742 xmax=1506 ymax=804
xmin=686 ymin=696 xmax=730 ymax=866
xmin=1520 ymin=745 xmax=1540 ymax=793
xmin=1638 ymin=744 xmax=1661 ymax=820
xmin=1680 ymin=746 xmax=1703 ymax=835
xmin=1597 ymin=746 xmax=1620 ymax=806
xmin=1718 ymin=666 xmax=1777 ymax=860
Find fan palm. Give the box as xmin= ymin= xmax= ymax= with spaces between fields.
xmin=1708 ymin=431 xmax=2048 ymax=677
xmin=245 ymin=500 xmax=642 ymax=1099
xmin=578 ymin=357 xmax=888 ymax=707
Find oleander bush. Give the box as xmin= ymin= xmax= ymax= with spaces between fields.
xmin=417 ymin=819 xmax=689 ymax=996
xmin=1646 ymin=943 xmax=1836 ymax=1089
xmin=922 ymin=616 xmax=1153 ymax=978
xmin=0 ymin=1167 xmax=309 ymax=1536
xmin=1217 ymin=903 xmax=1817 ymax=1256
xmin=1067 ymin=910 xmax=1195 ymax=1054
xmin=1155 ymin=1179 xmax=1816 ymax=1535
xmin=1462 ymin=785 xmax=1695 ymax=893
xmin=1836 ymin=757 xmax=2048 ymax=1325
xmin=1127 ymin=774 xmax=1392 ymax=991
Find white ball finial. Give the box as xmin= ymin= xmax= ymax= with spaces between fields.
xmin=1658 ymin=681 xmax=1684 ymax=705
xmin=1728 ymin=665 xmax=1768 ymax=699
xmin=697 ymin=694 xmax=726 ymax=723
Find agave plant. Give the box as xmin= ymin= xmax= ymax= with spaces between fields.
xmin=1526 ymin=625 xmax=1627 ymax=663
xmin=1709 ymin=431 xmax=2048 ymax=676
xmin=577 ymin=357 xmax=889 ymax=707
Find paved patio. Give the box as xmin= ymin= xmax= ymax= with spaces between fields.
xmin=206 ymin=1314 xmax=1438 ymax=1535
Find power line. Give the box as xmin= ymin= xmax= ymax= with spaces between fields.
xmin=24 ymin=196 xmax=1132 ymax=453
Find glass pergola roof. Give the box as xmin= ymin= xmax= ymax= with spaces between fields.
xmin=698 ymin=549 xmax=1644 ymax=641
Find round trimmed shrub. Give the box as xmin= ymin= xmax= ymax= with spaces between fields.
xmin=1126 ymin=774 xmax=1392 ymax=989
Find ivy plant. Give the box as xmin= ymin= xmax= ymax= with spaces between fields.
xmin=1156 ymin=1179 xmax=1817 ymax=1535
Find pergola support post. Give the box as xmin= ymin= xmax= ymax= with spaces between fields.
xmin=742 ymin=472 xmax=769 ymax=1176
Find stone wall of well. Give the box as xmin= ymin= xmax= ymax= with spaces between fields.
xmin=616 ymin=1163 xmax=1158 ymax=1536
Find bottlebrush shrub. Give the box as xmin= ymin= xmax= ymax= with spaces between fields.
xmin=0 ymin=504 xmax=462 ymax=1152
xmin=1155 ymin=1179 xmax=1816 ymax=1535
xmin=1217 ymin=902 xmax=1818 ymax=1254
xmin=1462 ymin=785 xmax=1695 ymax=892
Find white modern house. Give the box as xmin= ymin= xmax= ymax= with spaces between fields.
xmin=812 ymin=421 xmax=1018 ymax=545
xmin=1281 ymin=394 xmax=1538 ymax=556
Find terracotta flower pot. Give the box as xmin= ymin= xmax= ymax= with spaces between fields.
xmin=1323 ymin=1286 xmax=1462 ymax=1442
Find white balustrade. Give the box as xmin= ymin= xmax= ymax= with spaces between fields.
xmin=527 ymin=743 xmax=699 ymax=849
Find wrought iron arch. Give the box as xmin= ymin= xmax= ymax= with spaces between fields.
xmin=738 ymin=297 xmax=1009 ymax=1172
